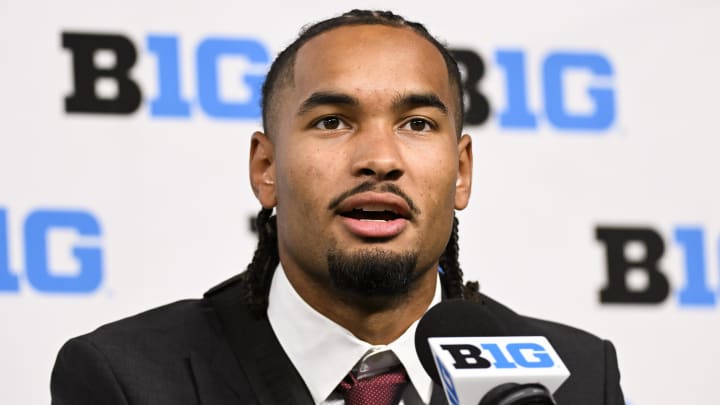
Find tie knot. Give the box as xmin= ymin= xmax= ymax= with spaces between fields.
xmin=338 ymin=366 xmax=409 ymax=405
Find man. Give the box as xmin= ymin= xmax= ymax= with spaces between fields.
xmin=51 ymin=10 xmax=624 ymax=405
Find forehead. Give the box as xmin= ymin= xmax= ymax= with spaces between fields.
xmin=287 ymin=24 xmax=454 ymax=113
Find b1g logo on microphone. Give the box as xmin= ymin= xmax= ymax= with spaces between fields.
xmin=440 ymin=341 xmax=554 ymax=370
xmin=0 ymin=207 xmax=103 ymax=294
xmin=596 ymin=225 xmax=720 ymax=308
xmin=429 ymin=336 xmax=569 ymax=405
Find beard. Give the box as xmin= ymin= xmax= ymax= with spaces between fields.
xmin=326 ymin=247 xmax=420 ymax=298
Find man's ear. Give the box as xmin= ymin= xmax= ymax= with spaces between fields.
xmin=249 ymin=131 xmax=277 ymax=208
xmin=454 ymin=134 xmax=473 ymax=210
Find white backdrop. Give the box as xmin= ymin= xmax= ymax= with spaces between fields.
xmin=2 ymin=1 xmax=719 ymax=404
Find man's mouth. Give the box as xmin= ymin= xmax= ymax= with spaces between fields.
xmin=335 ymin=193 xmax=411 ymax=238
xmin=339 ymin=206 xmax=404 ymax=222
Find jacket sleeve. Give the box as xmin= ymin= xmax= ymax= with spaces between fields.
xmin=51 ymin=336 xmax=130 ymax=405
xmin=603 ymin=340 xmax=625 ymax=405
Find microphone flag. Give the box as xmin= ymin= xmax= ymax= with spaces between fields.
xmin=428 ymin=336 xmax=570 ymax=405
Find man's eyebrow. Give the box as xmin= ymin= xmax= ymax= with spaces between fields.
xmin=297 ymin=91 xmax=359 ymax=116
xmin=392 ymin=93 xmax=448 ymax=116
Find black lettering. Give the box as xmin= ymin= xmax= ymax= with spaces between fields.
xmin=440 ymin=344 xmax=491 ymax=369
xmin=62 ymin=32 xmax=141 ymax=114
xmin=450 ymin=49 xmax=490 ymax=126
xmin=596 ymin=226 xmax=670 ymax=303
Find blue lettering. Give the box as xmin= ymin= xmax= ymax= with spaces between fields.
xmin=480 ymin=343 xmax=517 ymax=368
xmin=495 ymin=50 xmax=537 ymax=129
xmin=506 ymin=343 xmax=554 ymax=368
xmin=674 ymin=227 xmax=715 ymax=306
xmin=196 ymin=38 xmax=268 ymax=118
xmin=437 ymin=355 xmax=459 ymax=405
xmin=24 ymin=210 xmax=103 ymax=293
xmin=543 ymin=52 xmax=615 ymax=130
xmin=0 ymin=209 xmax=19 ymax=291
xmin=147 ymin=35 xmax=191 ymax=117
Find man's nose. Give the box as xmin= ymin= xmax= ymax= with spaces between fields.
xmin=351 ymin=127 xmax=405 ymax=181
xmin=349 ymin=125 xmax=405 ymax=181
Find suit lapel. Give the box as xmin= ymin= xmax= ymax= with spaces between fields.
xmin=205 ymin=282 xmax=314 ymax=405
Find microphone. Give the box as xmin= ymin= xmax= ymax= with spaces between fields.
xmin=415 ymin=300 xmax=570 ymax=405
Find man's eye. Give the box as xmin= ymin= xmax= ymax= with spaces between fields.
xmin=313 ymin=116 xmax=348 ymax=130
xmin=401 ymin=118 xmax=434 ymax=132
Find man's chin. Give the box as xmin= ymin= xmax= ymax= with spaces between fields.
xmin=326 ymin=247 xmax=420 ymax=298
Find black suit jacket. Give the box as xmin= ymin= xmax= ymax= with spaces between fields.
xmin=51 ymin=276 xmax=624 ymax=404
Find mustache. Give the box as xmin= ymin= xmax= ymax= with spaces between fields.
xmin=327 ymin=181 xmax=421 ymax=216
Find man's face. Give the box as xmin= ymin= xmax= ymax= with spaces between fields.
xmin=251 ymin=24 xmax=472 ymax=300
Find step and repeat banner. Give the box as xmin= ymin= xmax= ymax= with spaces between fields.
xmin=1 ymin=1 xmax=718 ymax=404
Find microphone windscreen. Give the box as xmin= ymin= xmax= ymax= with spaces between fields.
xmin=414 ymin=299 xmax=509 ymax=384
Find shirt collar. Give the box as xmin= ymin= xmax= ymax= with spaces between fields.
xmin=267 ymin=265 xmax=440 ymax=404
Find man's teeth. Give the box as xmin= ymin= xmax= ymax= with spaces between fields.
xmin=355 ymin=205 xmax=395 ymax=213
xmin=346 ymin=207 xmax=398 ymax=221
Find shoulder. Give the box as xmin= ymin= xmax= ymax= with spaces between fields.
xmin=51 ymin=298 xmax=251 ymax=405
xmin=66 ymin=299 xmax=216 ymax=354
xmin=473 ymin=292 xmax=605 ymax=344
xmin=53 ymin=299 xmax=216 ymax=375
xmin=54 ymin=274 xmax=256 ymax=377
xmin=475 ymin=293 xmax=625 ymax=405
xmin=67 ymin=271 xmax=255 ymax=354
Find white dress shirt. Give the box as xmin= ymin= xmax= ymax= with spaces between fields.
xmin=267 ymin=266 xmax=441 ymax=405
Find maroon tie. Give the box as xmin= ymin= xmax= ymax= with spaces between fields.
xmin=337 ymin=366 xmax=409 ymax=405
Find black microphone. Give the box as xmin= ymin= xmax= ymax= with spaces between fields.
xmin=415 ymin=299 xmax=568 ymax=405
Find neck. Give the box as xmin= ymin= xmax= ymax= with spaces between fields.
xmin=283 ymin=264 xmax=437 ymax=345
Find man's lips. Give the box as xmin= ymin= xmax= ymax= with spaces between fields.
xmin=334 ymin=192 xmax=412 ymax=239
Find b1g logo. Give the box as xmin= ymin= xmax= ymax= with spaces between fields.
xmin=62 ymin=32 xmax=269 ymax=118
xmin=429 ymin=336 xmax=569 ymax=405
xmin=596 ymin=226 xmax=718 ymax=307
xmin=440 ymin=342 xmax=554 ymax=370
xmin=452 ymin=49 xmax=615 ymax=131
xmin=62 ymin=32 xmax=615 ymax=131
xmin=0 ymin=208 xmax=103 ymax=293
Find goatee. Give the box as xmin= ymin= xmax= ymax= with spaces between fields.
xmin=327 ymin=248 xmax=419 ymax=297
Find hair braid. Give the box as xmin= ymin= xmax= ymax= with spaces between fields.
xmin=439 ymin=215 xmax=481 ymax=302
xmin=242 ymin=208 xmax=280 ymax=317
